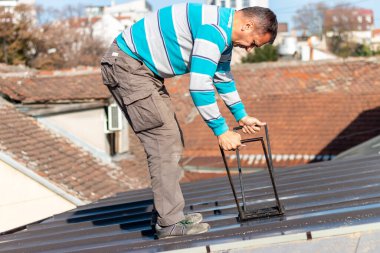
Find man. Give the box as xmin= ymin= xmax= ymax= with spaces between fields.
xmin=100 ymin=3 xmax=277 ymax=239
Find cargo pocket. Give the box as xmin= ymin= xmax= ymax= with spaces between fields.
xmin=123 ymin=91 xmax=164 ymax=132
xmin=100 ymin=58 xmax=119 ymax=88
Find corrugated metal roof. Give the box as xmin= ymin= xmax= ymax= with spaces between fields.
xmin=1 ymin=155 xmax=380 ymax=252
xmin=336 ymin=135 xmax=380 ymax=160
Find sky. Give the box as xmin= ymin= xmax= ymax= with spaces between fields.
xmin=35 ymin=0 xmax=380 ymax=28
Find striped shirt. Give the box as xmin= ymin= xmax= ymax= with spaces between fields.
xmin=116 ymin=3 xmax=247 ymax=136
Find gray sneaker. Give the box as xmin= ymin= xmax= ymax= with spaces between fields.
xmin=183 ymin=212 xmax=203 ymax=224
xmin=155 ymin=220 xmax=210 ymax=239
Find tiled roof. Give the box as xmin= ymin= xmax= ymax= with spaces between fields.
xmin=0 ymin=100 xmax=149 ymax=202
xmin=2 ymin=57 xmax=380 ymax=174
xmin=0 ymin=72 xmax=108 ymax=103
xmin=0 ymin=57 xmax=379 ymax=103
xmin=1 ymin=155 xmax=380 ymax=252
xmin=177 ymin=93 xmax=380 ymax=168
xmin=165 ymin=57 xmax=380 ymax=99
xmin=162 ymin=58 xmax=380 ymax=169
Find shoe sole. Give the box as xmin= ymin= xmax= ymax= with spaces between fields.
xmin=157 ymin=227 xmax=210 ymax=239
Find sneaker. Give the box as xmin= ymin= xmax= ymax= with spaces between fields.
xmin=183 ymin=212 xmax=203 ymax=224
xmin=151 ymin=212 xmax=203 ymax=230
xmin=155 ymin=220 xmax=210 ymax=239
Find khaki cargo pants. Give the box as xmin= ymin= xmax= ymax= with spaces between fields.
xmin=100 ymin=41 xmax=185 ymax=226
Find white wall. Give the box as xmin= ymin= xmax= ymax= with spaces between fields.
xmin=41 ymin=109 xmax=110 ymax=156
xmin=351 ymin=31 xmax=372 ymax=44
xmin=208 ymin=0 xmax=269 ymax=9
xmin=93 ymin=14 xmax=125 ymax=45
xmin=0 ymin=159 xmax=76 ymax=233
xmin=39 ymin=108 xmax=129 ymax=160
xmin=105 ymin=0 xmax=150 ymax=22
xmin=301 ymin=44 xmax=337 ymax=61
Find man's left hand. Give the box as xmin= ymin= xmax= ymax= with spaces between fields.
xmin=238 ymin=116 xmax=266 ymax=134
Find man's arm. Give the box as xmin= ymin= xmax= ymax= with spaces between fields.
xmin=213 ymin=46 xmax=248 ymax=122
xmin=214 ymin=46 xmax=266 ymax=134
xmin=189 ymin=24 xmax=243 ymax=150
xmin=189 ymin=24 xmax=229 ymax=136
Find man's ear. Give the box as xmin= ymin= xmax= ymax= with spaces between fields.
xmin=241 ymin=21 xmax=254 ymax=31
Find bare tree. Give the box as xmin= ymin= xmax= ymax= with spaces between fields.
xmin=293 ymin=2 xmax=329 ymax=37
xmin=1 ymin=4 xmax=104 ymax=69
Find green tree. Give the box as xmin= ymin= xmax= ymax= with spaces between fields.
xmin=354 ymin=44 xmax=372 ymax=57
xmin=241 ymin=45 xmax=278 ymax=63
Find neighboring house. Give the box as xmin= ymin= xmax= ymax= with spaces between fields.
xmin=66 ymin=0 xmax=152 ymax=45
xmin=0 ymin=69 xmax=127 ymax=161
xmin=325 ymin=7 xmax=374 ymax=45
xmin=299 ymin=40 xmax=337 ymax=61
xmin=372 ymin=29 xmax=380 ymax=51
xmin=104 ymin=0 xmax=152 ymax=22
xmin=1 ymin=155 xmax=380 ymax=252
xmin=273 ymin=22 xmax=290 ymax=48
xmin=0 ymin=0 xmax=34 ymax=12
xmin=0 ymin=98 xmax=149 ymax=233
xmin=84 ymin=0 xmax=152 ymax=27
xmin=207 ymin=0 xmax=268 ymax=9
xmin=67 ymin=15 xmax=126 ymax=45
xmin=0 ymin=0 xmax=36 ymax=25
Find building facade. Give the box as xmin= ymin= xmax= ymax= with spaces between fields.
xmin=324 ymin=7 xmax=374 ymax=45
xmin=207 ymin=0 xmax=268 ymax=9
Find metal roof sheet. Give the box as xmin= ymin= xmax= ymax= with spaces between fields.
xmin=1 ymin=155 xmax=380 ymax=252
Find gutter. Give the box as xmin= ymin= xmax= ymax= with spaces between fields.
xmin=166 ymin=221 xmax=380 ymax=253
xmin=0 ymin=151 xmax=86 ymax=206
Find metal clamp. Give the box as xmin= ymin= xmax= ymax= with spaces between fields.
xmin=219 ymin=124 xmax=285 ymax=221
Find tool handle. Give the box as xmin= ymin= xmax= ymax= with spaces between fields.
xmin=233 ymin=126 xmax=243 ymax=132
xmin=233 ymin=125 xmax=266 ymax=132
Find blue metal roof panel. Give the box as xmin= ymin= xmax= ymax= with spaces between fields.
xmin=1 ymin=155 xmax=380 ymax=252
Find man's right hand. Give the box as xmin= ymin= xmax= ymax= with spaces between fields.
xmin=218 ymin=130 xmax=242 ymax=151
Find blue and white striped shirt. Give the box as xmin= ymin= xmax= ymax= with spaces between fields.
xmin=116 ymin=3 xmax=247 ymax=136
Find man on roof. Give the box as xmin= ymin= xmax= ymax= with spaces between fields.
xmin=100 ymin=2 xmax=277 ymax=239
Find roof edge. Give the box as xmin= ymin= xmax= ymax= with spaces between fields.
xmin=166 ymin=221 xmax=380 ymax=253
xmin=0 ymin=151 xmax=86 ymax=206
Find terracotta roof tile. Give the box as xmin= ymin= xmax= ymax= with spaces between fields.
xmin=0 ymin=73 xmax=109 ymax=103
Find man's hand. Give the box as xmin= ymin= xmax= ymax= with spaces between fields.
xmin=238 ymin=116 xmax=266 ymax=134
xmin=218 ymin=130 xmax=241 ymax=151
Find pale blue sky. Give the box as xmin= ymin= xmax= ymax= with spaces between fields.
xmin=35 ymin=0 xmax=380 ymax=28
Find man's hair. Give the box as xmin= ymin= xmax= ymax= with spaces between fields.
xmin=240 ymin=6 xmax=278 ymax=44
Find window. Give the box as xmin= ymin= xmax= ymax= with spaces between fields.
xmin=332 ymin=15 xmax=338 ymax=23
xmin=358 ymin=25 xmax=362 ymax=31
xmin=243 ymin=0 xmax=250 ymax=7
xmin=366 ymin=15 xmax=372 ymax=23
xmin=357 ymin=16 xmax=362 ymax=23
xmin=230 ymin=0 xmax=236 ymax=8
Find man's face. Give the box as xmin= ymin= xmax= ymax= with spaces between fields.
xmin=232 ymin=21 xmax=272 ymax=53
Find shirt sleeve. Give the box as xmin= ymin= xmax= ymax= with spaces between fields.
xmin=213 ymin=46 xmax=248 ymax=122
xmin=189 ymin=24 xmax=229 ymax=136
